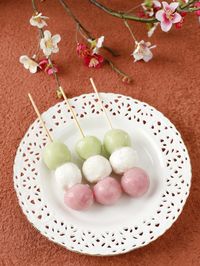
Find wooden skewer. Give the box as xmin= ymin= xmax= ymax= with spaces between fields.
xmin=28 ymin=93 xmax=53 ymax=142
xmin=59 ymin=86 xmax=85 ymax=138
xmin=89 ymin=78 xmax=113 ymax=129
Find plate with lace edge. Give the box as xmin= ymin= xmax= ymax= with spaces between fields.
xmin=13 ymin=93 xmax=191 ymax=256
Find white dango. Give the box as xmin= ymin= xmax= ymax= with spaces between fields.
xmin=55 ymin=162 xmax=82 ymax=190
xmin=109 ymin=146 xmax=139 ymax=174
xmin=29 ymin=92 xmax=83 ymax=201
xmin=82 ymin=155 xmax=112 ymax=183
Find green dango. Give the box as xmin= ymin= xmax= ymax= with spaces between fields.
xmin=76 ymin=136 xmax=102 ymax=160
xmin=103 ymin=129 xmax=131 ymax=155
xmin=42 ymin=141 xmax=71 ymax=170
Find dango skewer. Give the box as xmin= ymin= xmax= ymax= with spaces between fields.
xmin=28 ymin=93 xmax=71 ymax=170
xmin=59 ymin=86 xmax=102 ymax=161
xmin=59 ymin=87 xmax=112 ymax=184
xmin=89 ymin=79 xmax=150 ymax=198
xmin=28 ymin=93 xmax=93 ymax=210
xmin=89 ymin=78 xmax=137 ymax=173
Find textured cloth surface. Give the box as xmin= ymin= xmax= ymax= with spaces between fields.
xmin=0 ymin=0 xmax=200 ymax=265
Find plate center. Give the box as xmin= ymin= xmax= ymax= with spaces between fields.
xmin=40 ymin=115 xmax=166 ymax=230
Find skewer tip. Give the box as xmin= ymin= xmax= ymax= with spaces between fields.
xmin=60 ymin=86 xmax=85 ymax=138
xmin=89 ymin=77 xmax=95 ymax=85
xmin=89 ymin=77 xmax=113 ymax=129
xmin=28 ymin=92 xmax=53 ymax=142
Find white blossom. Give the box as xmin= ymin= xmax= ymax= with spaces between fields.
xmin=30 ymin=13 xmax=48 ymax=29
xmin=132 ymin=40 xmax=156 ymax=62
xmin=40 ymin=30 xmax=61 ymax=56
xmin=19 ymin=55 xmax=38 ymax=73
xmin=88 ymin=36 xmax=104 ymax=54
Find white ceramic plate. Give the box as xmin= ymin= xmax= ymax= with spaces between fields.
xmin=13 ymin=93 xmax=191 ymax=256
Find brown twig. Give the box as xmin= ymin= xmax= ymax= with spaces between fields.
xmin=179 ymin=0 xmax=197 ymax=9
xmin=59 ymin=0 xmax=92 ymax=38
xmin=124 ymin=20 xmax=137 ymax=43
xmin=31 ymin=0 xmax=37 ymax=13
xmin=58 ymin=0 xmax=132 ymax=82
xmin=105 ymin=58 xmax=132 ymax=83
xmin=126 ymin=4 xmax=142 ymax=14
xmin=89 ymin=0 xmax=200 ymax=21
xmin=178 ymin=0 xmax=200 ymax=12
xmin=89 ymin=0 xmax=157 ymax=23
xmin=59 ymin=0 xmax=119 ymax=57
xmin=48 ymin=57 xmax=61 ymax=88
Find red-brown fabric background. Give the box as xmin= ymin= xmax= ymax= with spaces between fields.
xmin=0 ymin=0 xmax=200 ymax=265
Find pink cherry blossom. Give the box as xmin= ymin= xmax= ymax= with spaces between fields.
xmin=83 ymin=54 xmax=104 ymax=68
xmin=195 ymin=2 xmax=200 ymax=17
xmin=76 ymin=43 xmax=90 ymax=58
xmin=155 ymin=2 xmax=182 ymax=32
xmin=38 ymin=58 xmax=49 ymax=70
xmin=38 ymin=58 xmax=58 ymax=75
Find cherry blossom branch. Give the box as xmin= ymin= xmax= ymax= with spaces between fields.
xmin=178 ymin=0 xmax=200 ymax=12
xmin=89 ymin=0 xmax=200 ymax=21
xmin=59 ymin=0 xmax=119 ymax=57
xmin=48 ymin=58 xmax=61 ymax=88
xmin=179 ymin=0 xmax=197 ymax=9
xmin=124 ymin=20 xmax=137 ymax=43
xmin=105 ymin=59 xmax=131 ymax=83
xmin=126 ymin=4 xmax=142 ymax=14
xmin=89 ymin=0 xmax=157 ymax=22
xmin=31 ymin=0 xmax=37 ymax=13
xmin=59 ymin=0 xmax=92 ymax=38
xmin=31 ymin=0 xmax=61 ymax=94
xmin=188 ymin=6 xmax=200 ymax=11
xmin=58 ymin=0 xmax=132 ymax=82
xmin=180 ymin=6 xmax=200 ymax=12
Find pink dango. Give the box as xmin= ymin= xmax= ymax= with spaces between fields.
xmin=121 ymin=167 xmax=150 ymax=197
xmin=64 ymin=184 xmax=94 ymax=211
xmin=93 ymin=177 xmax=122 ymax=205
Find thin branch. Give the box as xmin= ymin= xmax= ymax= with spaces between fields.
xmin=126 ymin=4 xmax=142 ymax=14
xmin=89 ymin=0 xmax=157 ymax=23
xmin=102 ymin=45 xmax=119 ymax=56
xmin=89 ymin=0 xmax=199 ymax=21
xmin=124 ymin=20 xmax=137 ymax=43
xmin=58 ymin=0 xmax=131 ymax=81
xmin=75 ymin=24 xmax=79 ymax=43
xmin=59 ymin=0 xmax=92 ymax=38
xmin=179 ymin=0 xmax=197 ymax=9
xmin=32 ymin=0 xmax=131 ymax=83
xmin=105 ymin=58 xmax=132 ymax=83
xmin=59 ymin=0 xmax=119 ymax=56
xmin=181 ymin=6 xmax=200 ymax=12
xmin=77 ymin=24 xmax=89 ymax=41
xmin=31 ymin=0 xmax=37 ymax=13
xmin=48 ymin=57 xmax=61 ymax=88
